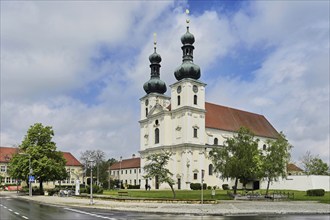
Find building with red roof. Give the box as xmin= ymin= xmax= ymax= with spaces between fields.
xmin=0 ymin=146 xmax=83 ymax=188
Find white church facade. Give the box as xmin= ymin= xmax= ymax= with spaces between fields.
xmin=138 ymin=20 xmax=279 ymax=190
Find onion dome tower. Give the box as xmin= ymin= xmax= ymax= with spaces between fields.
xmin=143 ymin=34 xmax=167 ymax=94
xmin=174 ymin=10 xmax=201 ymax=81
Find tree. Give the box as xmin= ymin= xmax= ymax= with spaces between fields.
xmin=262 ymin=132 xmax=291 ymax=195
xmin=143 ymin=151 xmax=176 ymax=198
xmin=209 ymin=127 xmax=263 ymax=194
xmin=301 ymin=151 xmax=329 ymax=175
xmin=9 ymin=123 xmax=67 ymax=192
xmin=80 ymin=150 xmax=106 ymax=186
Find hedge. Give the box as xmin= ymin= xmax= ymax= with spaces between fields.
xmin=306 ymin=189 xmax=325 ymax=197
xmin=190 ymin=183 xmax=207 ymax=190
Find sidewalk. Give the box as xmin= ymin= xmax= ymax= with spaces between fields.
xmin=2 ymin=191 xmax=330 ymax=216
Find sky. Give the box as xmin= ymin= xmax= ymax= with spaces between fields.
xmin=1 ymin=0 xmax=329 ymax=168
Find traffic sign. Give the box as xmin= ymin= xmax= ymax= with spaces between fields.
xmin=29 ymin=175 xmax=35 ymax=182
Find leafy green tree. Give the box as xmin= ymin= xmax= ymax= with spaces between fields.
xmin=9 ymin=123 xmax=67 ymax=192
xmin=209 ymin=127 xmax=263 ymax=194
xmin=262 ymin=132 xmax=291 ymax=195
xmin=301 ymin=151 xmax=329 ymax=175
xmin=143 ymin=151 xmax=176 ymax=198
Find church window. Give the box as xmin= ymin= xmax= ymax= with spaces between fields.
xmin=194 ymin=95 xmax=197 ymax=105
xmin=146 ymin=108 xmax=148 ymax=117
xmin=263 ymin=144 xmax=266 ymax=150
xmin=155 ymin=120 xmax=159 ymax=125
xmin=214 ymin=138 xmax=218 ymax=145
xmin=155 ymin=128 xmax=160 ymax=144
xmin=193 ymin=128 xmax=198 ymax=138
xmin=209 ymin=164 xmax=213 ymax=176
xmin=178 ymin=95 xmax=181 ymax=106
xmin=193 ymin=173 xmax=198 ymax=180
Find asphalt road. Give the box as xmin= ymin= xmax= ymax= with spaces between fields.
xmin=1 ymin=194 xmax=329 ymax=220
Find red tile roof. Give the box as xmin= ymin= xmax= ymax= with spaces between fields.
xmin=0 ymin=147 xmax=19 ymax=163
xmin=110 ymin=157 xmax=140 ymax=170
xmin=0 ymin=146 xmax=82 ymax=166
xmin=205 ymin=102 xmax=278 ymax=138
xmin=62 ymin=152 xmax=82 ymax=166
xmin=287 ymin=163 xmax=303 ymax=172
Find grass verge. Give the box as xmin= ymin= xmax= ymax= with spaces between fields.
xmin=103 ymin=189 xmax=330 ymax=203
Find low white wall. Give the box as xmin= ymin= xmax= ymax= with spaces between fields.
xmin=260 ymin=175 xmax=330 ymax=191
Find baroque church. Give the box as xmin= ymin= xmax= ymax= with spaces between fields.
xmin=138 ymin=17 xmax=279 ymax=190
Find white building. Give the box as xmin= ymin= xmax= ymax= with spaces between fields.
xmin=138 ymin=20 xmax=279 ymax=190
xmin=110 ymin=156 xmax=142 ymax=189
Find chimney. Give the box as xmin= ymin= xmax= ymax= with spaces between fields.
xmin=132 ymin=154 xmax=136 ymax=158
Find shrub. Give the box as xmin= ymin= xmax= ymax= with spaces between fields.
xmin=306 ymin=189 xmax=325 ymax=196
xmin=222 ymin=184 xmax=229 ymax=190
xmin=85 ymin=185 xmax=104 ymax=194
xmin=207 ymin=186 xmax=212 ymax=190
xmin=47 ymin=188 xmax=60 ymax=196
xmin=190 ymin=183 xmax=207 ymax=190
xmin=128 ymin=185 xmax=140 ymax=189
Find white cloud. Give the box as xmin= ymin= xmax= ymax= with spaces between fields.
xmin=1 ymin=1 xmax=329 ymax=166
xmin=208 ymin=1 xmax=329 ymax=163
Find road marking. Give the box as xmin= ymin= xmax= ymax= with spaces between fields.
xmin=22 ymin=216 xmax=29 ymax=219
xmin=65 ymin=208 xmax=117 ymax=220
xmin=3 ymin=206 xmax=7 ymax=209
xmin=14 ymin=211 xmax=20 ymax=215
xmin=8 ymin=208 xmax=13 ymax=211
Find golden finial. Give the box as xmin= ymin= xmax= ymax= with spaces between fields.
xmin=185 ymin=9 xmax=190 ymax=24
xmin=153 ymin=32 xmax=157 ymax=51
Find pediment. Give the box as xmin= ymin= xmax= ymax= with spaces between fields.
xmin=148 ymin=103 xmax=167 ymax=116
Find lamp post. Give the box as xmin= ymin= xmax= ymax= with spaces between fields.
xmin=88 ymin=160 xmax=94 ymax=205
xmin=119 ymin=156 xmax=122 ymax=189
xmin=201 ymin=169 xmax=205 ymax=205
xmin=19 ymin=153 xmax=32 ymax=197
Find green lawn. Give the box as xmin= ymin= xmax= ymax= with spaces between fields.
xmin=103 ymin=189 xmax=230 ymax=200
xmin=103 ymin=189 xmax=330 ymax=203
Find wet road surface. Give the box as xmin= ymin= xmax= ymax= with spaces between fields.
xmin=1 ymin=194 xmax=329 ymax=220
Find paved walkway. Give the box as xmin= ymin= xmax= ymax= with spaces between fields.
xmin=2 ymin=191 xmax=330 ymax=216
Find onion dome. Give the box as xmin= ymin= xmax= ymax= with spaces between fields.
xmin=143 ymin=37 xmax=167 ymax=94
xmin=181 ymin=27 xmax=195 ymax=45
xmin=174 ymin=26 xmax=201 ymax=81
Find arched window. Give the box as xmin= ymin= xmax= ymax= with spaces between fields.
xmin=194 ymin=95 xmax=197 ymax=105
xmin=193 ymin=128 xmax=198 ymax=138
xmin=214 ymin=138 xmax=218 ymax=145
xmin=155 ymin=128 xmax=159 ymax=144
xmin=209 ymin=164 xmax=213 ymax=176
xmin=263 ymin=144 xmax=266 ymax=150
xmin=177 ymin=95 xmax=181 ymax=106
xmin=145 ymin=108 xmax=148 ymax=117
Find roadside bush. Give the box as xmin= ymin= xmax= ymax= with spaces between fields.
xmin=222 ymin=184 xmax=229 ymax=190
xmin=190 ymin=183 xmax=207 ymax=190
xmin=80 ymin=187 xmax=87 ymax=193
xmin=207 ymin=186 xmax=212 ymax=190
xmin=48 ymin=188 xmax=60 ymax=196
xmin=85 ymin=185 xmax=104 ymax=194
xmin=128 ymin=185 xmax=140 ymax=189
xmin=306 ymin=189 xmax=325 ymax=197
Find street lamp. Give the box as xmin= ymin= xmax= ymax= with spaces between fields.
xmin=19 ymin=153 xmax=32 ymax=197
xmin=88 ymin=160 xmax=95 ymax=205
xmin=119 ymin=156 xmax=122 ymax=189
xmin=201 ymin=169 xmax=205 ymax=205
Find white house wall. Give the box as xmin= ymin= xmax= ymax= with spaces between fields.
xmin=260 ymin=175 xmax=330 ymax=191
